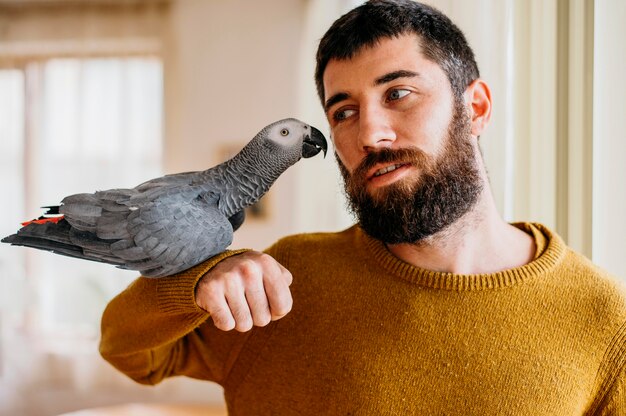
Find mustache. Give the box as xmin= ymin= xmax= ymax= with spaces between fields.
xmin=352 ymin=147 xmax=432 ymax=180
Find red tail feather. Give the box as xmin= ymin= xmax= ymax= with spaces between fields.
xmin=21 ymin=216 xmax=65 ymax=227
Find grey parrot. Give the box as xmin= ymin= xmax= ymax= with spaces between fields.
xmin=2 ymin=118 xmax=327 ymax=277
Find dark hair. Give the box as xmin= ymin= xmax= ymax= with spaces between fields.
xmin=315 ymin=0 xmax=479 ymax=105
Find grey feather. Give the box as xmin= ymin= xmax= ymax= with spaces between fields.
xmin=1 ymin=118 xmax=326 ymax=277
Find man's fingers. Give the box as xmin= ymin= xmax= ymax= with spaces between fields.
xmin=245 ymin=285 xmax=272 ymax=327
xmin=203 ymin=285 xmax=236 ymax=331
xmin=224 ymin=279 xmax=253 ymax=332
xmin=264 ymin=269 xmax=293 ymax=320
xmin=257 ymin=255 xmax=293 ymax=320
xmin=277 ymin=262 xmax=294 ymax=286
xmin=238 ymin=258 xmax=272 ymax=328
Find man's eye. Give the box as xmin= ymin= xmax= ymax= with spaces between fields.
xmin=387 ymin=89 xmax=411 ymax=101
xmin=333 ymin=108 xmax=357 ymax=122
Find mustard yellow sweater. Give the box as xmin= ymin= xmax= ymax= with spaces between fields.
xmin=100 ymin=223 xmax=626 ymax=415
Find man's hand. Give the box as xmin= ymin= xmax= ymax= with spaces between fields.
xmin=195 ymin=251 xmax=293 ymax=332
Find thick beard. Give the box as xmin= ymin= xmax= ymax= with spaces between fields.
xmin=337 ymin=101 xmax=484 ymax=245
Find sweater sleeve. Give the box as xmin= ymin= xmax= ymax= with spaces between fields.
xmin=99 ymin=248 xmax=251 ymax=386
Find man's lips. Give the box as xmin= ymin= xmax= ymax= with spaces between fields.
xmin=367 ymin=163 xmax=411 ymax=180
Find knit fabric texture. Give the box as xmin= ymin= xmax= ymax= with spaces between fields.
xmin=100 ymin=223 xmax=626 ymax=415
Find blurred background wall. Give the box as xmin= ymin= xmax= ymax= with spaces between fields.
xmin=0 ymin=0 xmax=623 ymax=415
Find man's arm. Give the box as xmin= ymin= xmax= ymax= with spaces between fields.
xmin=99 ymin=247 xmax=292 ymax=385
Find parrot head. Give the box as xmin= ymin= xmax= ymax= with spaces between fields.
xmin=236 ymin=118 xmax=328 ymax=182
xmin=262 ymin=118 xmax=327 ymax=160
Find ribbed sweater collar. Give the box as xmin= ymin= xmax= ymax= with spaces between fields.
xmin=359 ymin=222 xmax=566 ymax=291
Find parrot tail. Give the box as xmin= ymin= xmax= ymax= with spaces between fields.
xmin=3 ymin=218 xmax=85 ymax=257
xmin=1 ymin=217 xmax=125 ymax=267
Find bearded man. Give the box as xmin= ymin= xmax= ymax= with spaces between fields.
xmin=100 ymin=1 xmax=626 ymax=414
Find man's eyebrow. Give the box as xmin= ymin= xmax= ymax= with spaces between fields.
xmin=374 ymin=70 xmax=420 ymax=86
xmin=324 ymin=92 xmax=349 ymax=113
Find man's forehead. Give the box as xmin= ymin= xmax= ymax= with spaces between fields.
xmin=326 ymin=34 xmax=424 ymax=72
xmin=322 ymin=35 xmax=442 ymax=98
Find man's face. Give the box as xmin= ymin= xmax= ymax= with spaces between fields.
xmin=323 ymin=34 xmax=483 ymax=244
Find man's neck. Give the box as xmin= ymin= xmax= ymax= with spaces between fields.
xmin=386 ymin=192 xmax=536 ymax=275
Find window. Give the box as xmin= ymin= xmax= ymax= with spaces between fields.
xmin=0 ymin=69 xmax=26 ymax=345
xmin=0 ymin=57 xmax=163 ymax=339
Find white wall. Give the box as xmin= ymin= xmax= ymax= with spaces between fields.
xmin=292 ymin=0 xmax=356 ymax=233
xmin=593 ymin=0 xmax=626 ymax=277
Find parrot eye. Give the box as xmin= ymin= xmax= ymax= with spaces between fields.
xmin=280 ymin=128 xmax=289 ymax=136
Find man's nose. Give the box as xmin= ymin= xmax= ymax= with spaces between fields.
xmin=357 ymin=106 xmax=396 ymax=152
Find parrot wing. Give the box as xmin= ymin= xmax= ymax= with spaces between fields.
xmin=134 ymin=170 xmax=201 ymax=192
xmin=115 ymin=195 xmax=234 ymax=277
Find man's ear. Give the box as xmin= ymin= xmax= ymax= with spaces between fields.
xmin=464 ymin=79 xmax=492 ymax=137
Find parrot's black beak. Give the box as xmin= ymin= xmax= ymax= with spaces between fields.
xmin=302 ymin=126 xmax=328 ymax=158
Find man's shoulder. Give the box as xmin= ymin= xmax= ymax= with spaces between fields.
xmin=563 ymin=247 xmax=623 ymax=289
xmin=561 ymin=247 xmax=626 ymax=317
xmin=531 ymin=222 xmax=624 ymax=302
